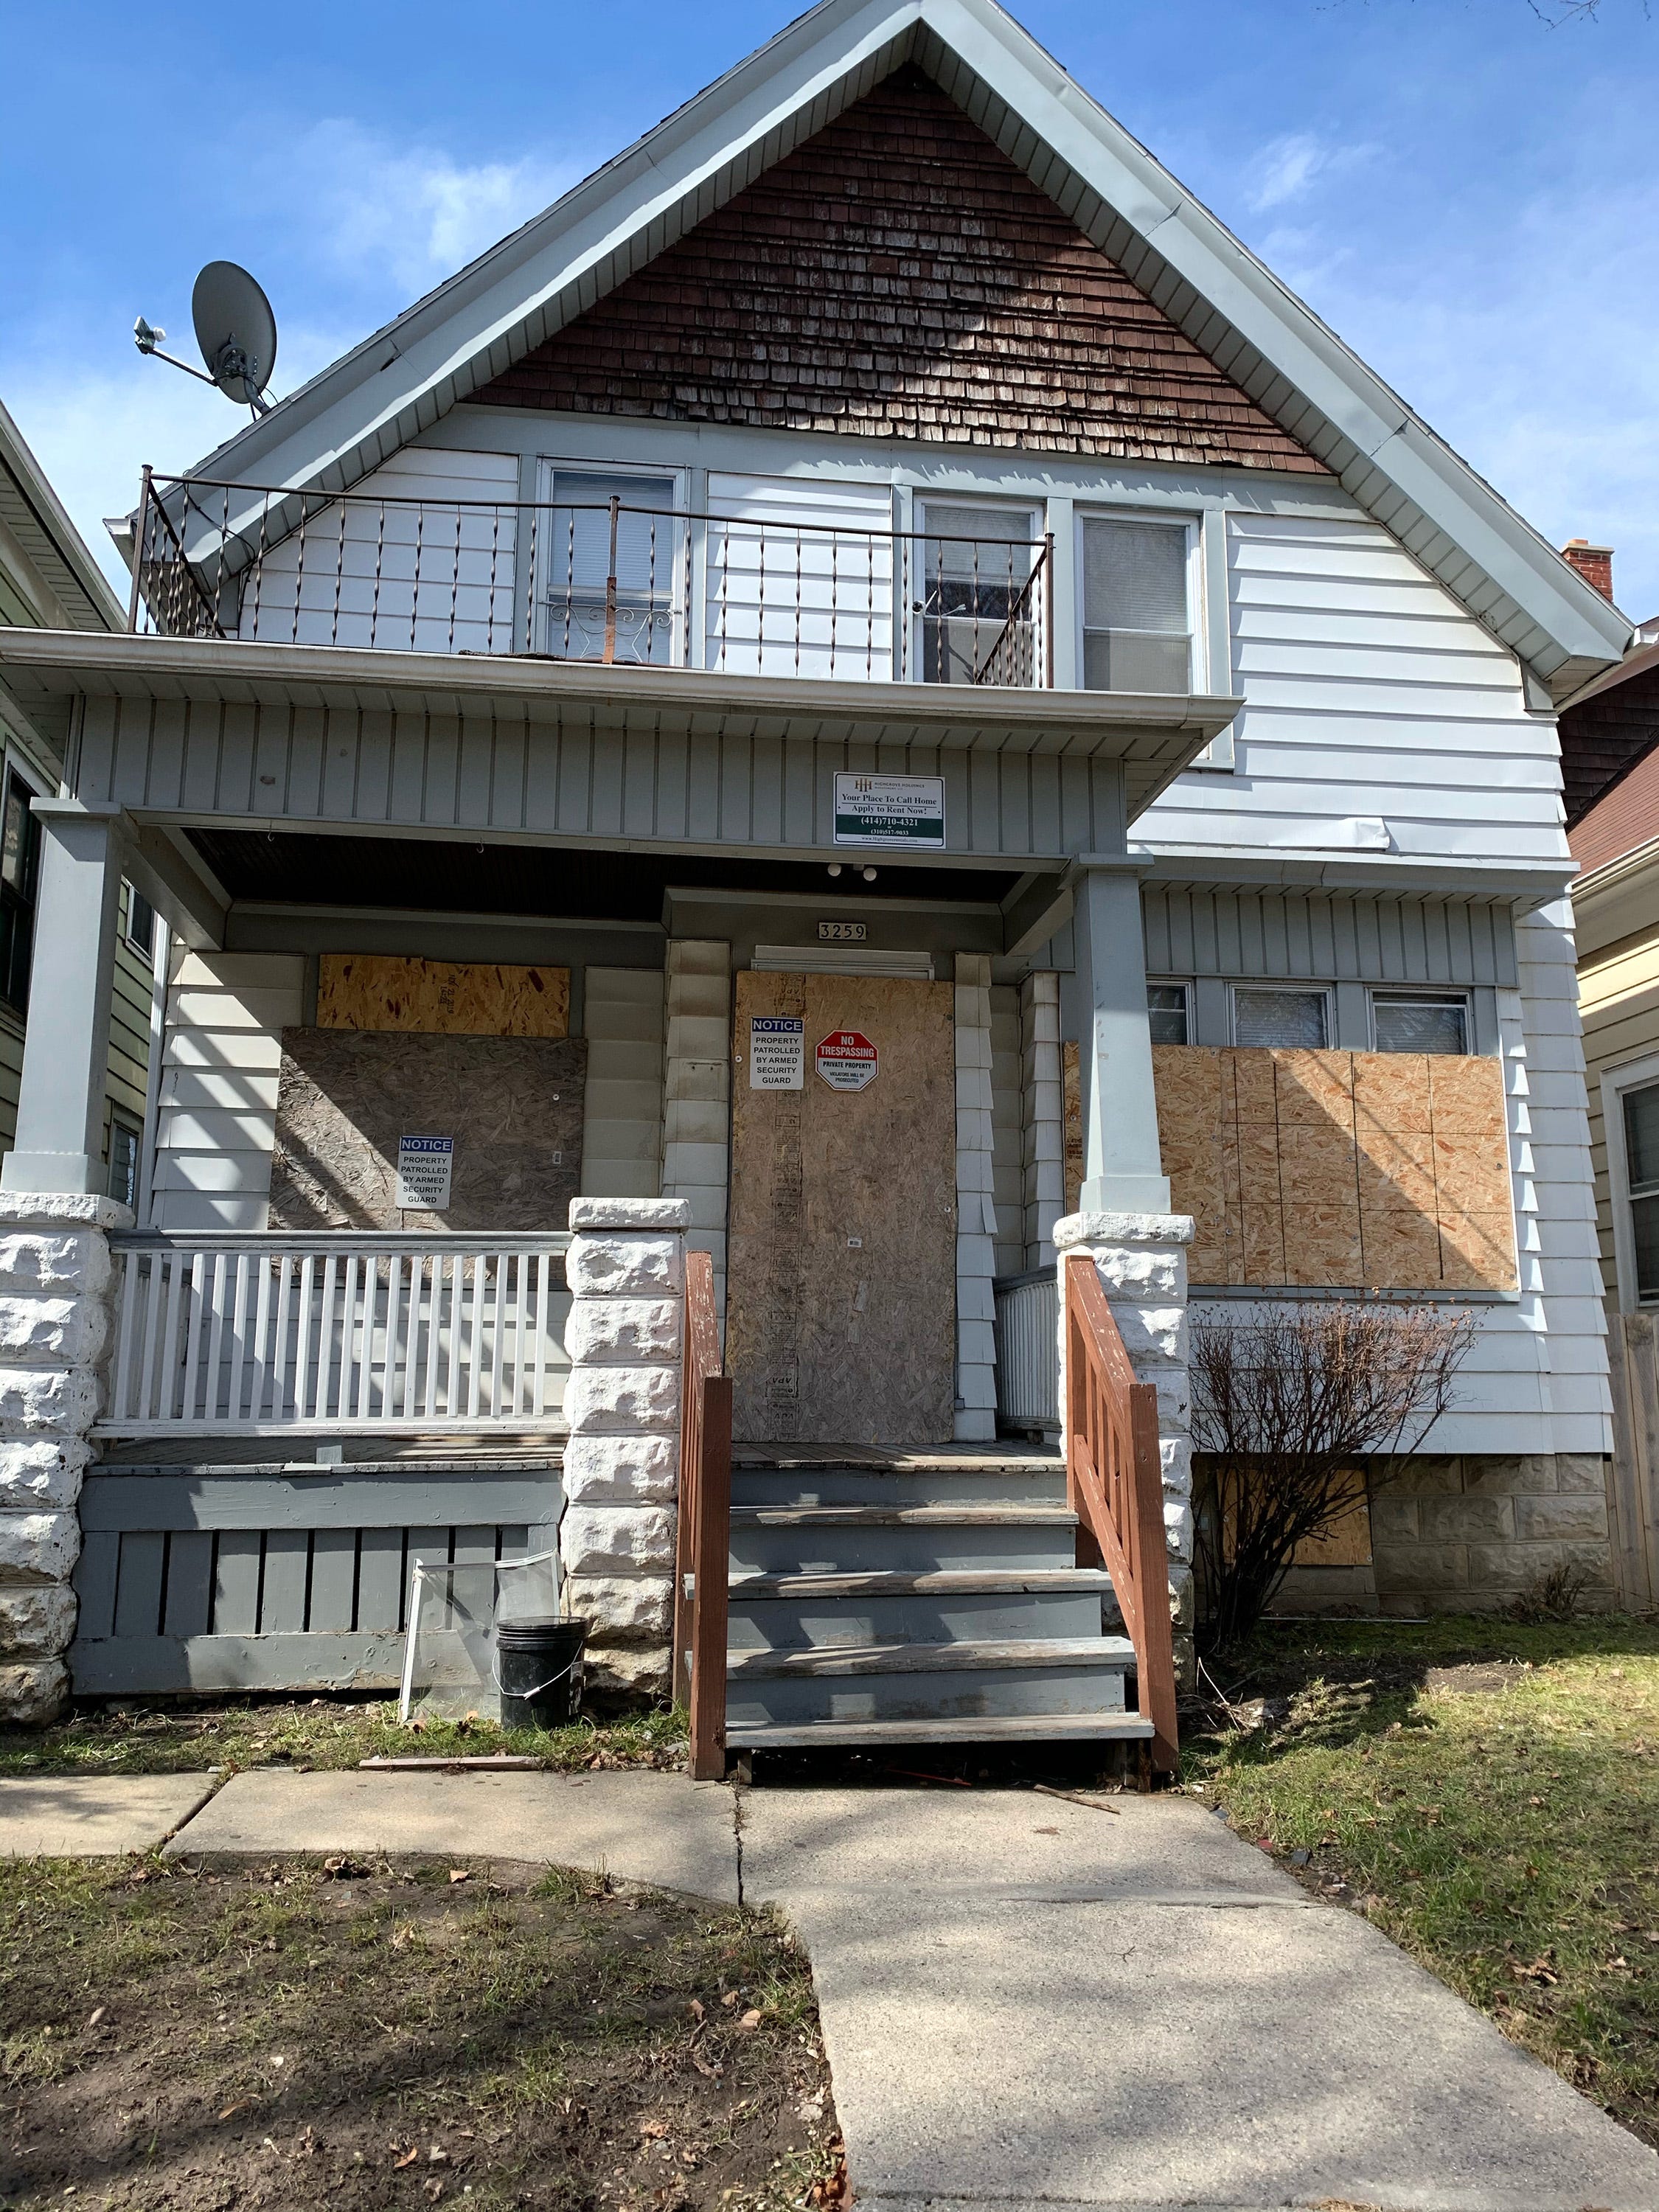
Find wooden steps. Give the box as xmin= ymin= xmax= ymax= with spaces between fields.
xmin=727 ymin=1636 xmax=1134 ymax=1677
xmin=727 ymin=1713 xmax=1155 ymax=1749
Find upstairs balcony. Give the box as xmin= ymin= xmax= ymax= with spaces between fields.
xmin=131 ymin=471 xmax=1055 ymax=689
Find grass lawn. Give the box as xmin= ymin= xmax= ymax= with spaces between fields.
xmin=0 ymin=1700 xmax=688 ymax=1781
xmin=1182 ymin=1614 xmax=1659 ymax=2149
xmin=0 ymin=1852 xmax=840 ymax=2212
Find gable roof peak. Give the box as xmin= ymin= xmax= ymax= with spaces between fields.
xmin=175 ymin=0 xmax=1629 ymax=698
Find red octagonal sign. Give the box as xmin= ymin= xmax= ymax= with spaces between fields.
xmin=815 ymin=1029 xmax=879 ymax=1092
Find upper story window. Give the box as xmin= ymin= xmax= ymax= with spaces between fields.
xmin=1147 ymin=983 xmax=1189 ymax=1045
xmin=917 ymin=501 xmax=1042 ymax=686
xmin=1372 ymin=992 xmax=1468 ymax=1054
xmin=540 ymin=468 xmax=680 ymax=665
xmin=1623 ymin=1082 xmax=1659 ymax=1301
xmin=0 ymin=768 xmax=40 ymax=1019
xmin=1233 ymin=985 xmax=1329 ymax=1049
xmin=1081 ymin=516 xmax=1192 ymax=695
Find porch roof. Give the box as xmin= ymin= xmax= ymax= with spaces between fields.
xmin=0 ymin=627 xmax=1243 ymax=822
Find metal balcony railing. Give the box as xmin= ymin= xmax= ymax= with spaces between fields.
xmin=129 ymin=470 xmax=1054 ymax=688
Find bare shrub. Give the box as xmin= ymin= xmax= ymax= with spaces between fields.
xmin=1190 ymin=1299 xmax=1475 ymax=1652
xmin=1506 ymin=1560 xmax=1593 ymax=1624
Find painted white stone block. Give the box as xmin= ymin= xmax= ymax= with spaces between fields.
xmin=0 ymin=1510 xmax=80 ymax=1586
xmin=0 ymin=1232 xmax=112 ymax=1301
xmin=563 ymin=1364 xmax=680 ymax=1435
xmin=0 ymin=1582 xmax=76 ymax=1660
xmin=565 ymin=1573 xmax=673 ymax=1639
xmin=566 ymin=1235 xmax=686 ymax=1299
xmin=0 ymin=1438 xmax=91 ymax=1512
xmin=0 ymin=1367 xmax=102 ymax=1439
xmin=568 ymin=1198 xmax=692 ymax=1232
xmin=0 ymin=1660 xmax=68 ymax=1725
xmin=0 ymin=1295 xmax=110 ymax=1368
xmin=562 ymin=1505 xmax=677 ymax=1575
xmin=560 ymin=1433 xmax=679 ymax=1503
xmin=564 ymin=1298 xmax=682 ymax=1366
xmin=1164 ymin=1499 xmax=1194 ymax=1564
xmin=1104 ymin=1302 xmax=1187 ymax=1365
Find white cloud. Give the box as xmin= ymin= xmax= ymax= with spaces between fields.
xmin=1246 ymin=131 xmax=1372 ymax=213
xmin=296 ymin=122 xmax=581 ymax=291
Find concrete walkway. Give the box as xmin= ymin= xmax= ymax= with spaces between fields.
xmin=4 ymin=1769 xmax=1658 ymax=2211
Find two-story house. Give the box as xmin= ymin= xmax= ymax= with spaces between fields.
xmin=0 ymin=0 xmax=1632 ymax=1750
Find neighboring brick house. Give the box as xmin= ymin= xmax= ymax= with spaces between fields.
xmin=0 ymin=0 xmax=1639 ymax=1731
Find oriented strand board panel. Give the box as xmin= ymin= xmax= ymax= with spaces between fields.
xmin=317 ymin=954 xmax=569 ymax=1038
xmin=1150 ymin=1046 xmax=1517 ymax=1292
xmin=728 ymin=971 xmax=956 ymax=1447
xmin=268 ymin=1030 xmax=585 ymax=1231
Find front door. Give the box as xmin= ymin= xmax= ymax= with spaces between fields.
xmin=727 ymin=970 xmax=957 ymax=1447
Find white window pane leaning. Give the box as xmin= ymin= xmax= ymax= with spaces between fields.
xmin=1234 ymin=987 xmax=1327 ymax=1049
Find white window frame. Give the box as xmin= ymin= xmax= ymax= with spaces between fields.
xmin=1368 ymin=989 xmax=1472 ymax=1056
xmin=914 ymin=495 xmax=1045 ymax=688
xmin=1601 ymin=1050 xmax=1659 ymax=1311
xmin=1229 ymin=981 xmax=1333 ymax=1050
xmin=533 ymin=456 xmax=691 ymax=667
xmin=1074 ymin=504 xmax=1203 ymax=700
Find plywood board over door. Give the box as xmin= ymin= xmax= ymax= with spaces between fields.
xmin=728 ymin=972 xmax=956 ymax=1447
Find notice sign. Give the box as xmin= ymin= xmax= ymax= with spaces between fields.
xmin=748 ymin=1016 xmax=804 ymax=1091
xmin=396 ymin=1134 xmax=454 ymax=1209
xmin=816 ymin=1030 xmax=879 ymax=1093
xmin=833 ymin=772 xmax=946 ymax=849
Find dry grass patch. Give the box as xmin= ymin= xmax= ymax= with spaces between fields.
xmin=0 ymin=1852 xmax=839 ymax=2211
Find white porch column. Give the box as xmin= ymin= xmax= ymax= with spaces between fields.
xmin=1020 ymin=970 xmax=1065 ymax=1267
xmin=661 ymin=942 xmax=731 ymax=1307
xmin=1 ymin=800 xmax=125 ymax=1197
xmin=1055 ymin=1211 xmax=1195 ymax=1677
xmin=1069 ymin=860 xmax=1169 ymax=1214
xmin=0 ymin=1194 xmax=130 ymax=1721
xmin=954 ymin=953 xmax=998 ymax=1441
xmin=560 ymin=1197 xmax=689 ymax=1698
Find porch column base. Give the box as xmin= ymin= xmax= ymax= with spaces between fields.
xmin=561 ymin=1197 xmax=689 ymax=1700
xmin=1054 ymin=1210 xmax=1195 ymax=1688
xmin=0 ymin=1193 xmax=131 ymax=1723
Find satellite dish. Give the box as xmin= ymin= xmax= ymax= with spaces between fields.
xmin=192 ymin=262 xmax=277 ymax=411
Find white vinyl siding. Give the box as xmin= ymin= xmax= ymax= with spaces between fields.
xmin=150 ymin=950 xmax=304 ymax=1232
xmin=989 ymin=983 xmax=1024 ymax=1281
xmin=706 ymin=473 xmax=894 ymax=681
xmin=579 ymin=967 xmax=665 ymax=1201
xmin=1144 ymin=511 xmax=1562 ymax=861
xmin=237 ymin=447 xmax=520 ymax=654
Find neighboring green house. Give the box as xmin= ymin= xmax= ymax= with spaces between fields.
xmin=0 ymin=399 xmax=155 ymax=1206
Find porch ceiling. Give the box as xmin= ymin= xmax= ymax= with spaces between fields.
xmin=0 ymin=628 xmax=1242 ymax=821
xmin=189 ymin=827 xmax=1022 ymax=919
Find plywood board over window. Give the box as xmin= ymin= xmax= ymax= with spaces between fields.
xmin=317 ymin=955 xmax=570 ymax=1038
xmin=1150 ymin=1046 xmax=1517 ymax=1292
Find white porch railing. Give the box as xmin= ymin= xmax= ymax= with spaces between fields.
xmin=100 ymin=1235 xmax=571 ymax=1437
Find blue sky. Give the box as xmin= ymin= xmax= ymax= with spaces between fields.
xmin=6 ymin=0 xmax=1659 ymax=614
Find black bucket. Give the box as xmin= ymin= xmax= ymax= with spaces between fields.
xmin=495 ymin=1618 xmax=590 ymax=1730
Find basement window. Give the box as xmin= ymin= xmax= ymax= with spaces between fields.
xmin=1147 ymin=984 xmax=1189 ymax=1045
xmin=1080 ymin=517 xmax=1192 ymax=695
xmin=1372 ymin=993 xmax=1468 ymax=1054
xmin=1232 ymin=986 xmax=1329 ymax=1049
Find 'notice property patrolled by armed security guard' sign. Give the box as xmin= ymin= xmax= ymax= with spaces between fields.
xmin=395 ymin=1134 xmax=455 ymax=1208
xmin=832 ymin=772 xmax=946 ymax=849
xmin=748 ymin=1015 xmax=805 ymax=1090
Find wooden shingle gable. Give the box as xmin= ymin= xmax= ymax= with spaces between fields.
xmin=476 ymin=69 xmax=1325 ymax=473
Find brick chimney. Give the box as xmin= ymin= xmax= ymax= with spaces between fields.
xmin=1562 ymin=538 xmax=1615 ymax=600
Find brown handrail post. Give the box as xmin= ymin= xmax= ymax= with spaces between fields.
xmin=1062 ymin=1253 xmax=1180 ymax=1775
xmin=677 ymin=1250 xmax=731 ymax=1781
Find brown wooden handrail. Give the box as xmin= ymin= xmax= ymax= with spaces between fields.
xmin=1062 ymin=1253 xmax=1179 ymax=1773
xmin=673 ymin=1249 xmax=732 ymax=1781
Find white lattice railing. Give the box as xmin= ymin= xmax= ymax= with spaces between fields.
xmin=100 ymin=1235 xmax=571 ymax=1436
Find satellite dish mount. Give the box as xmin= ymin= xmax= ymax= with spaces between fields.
xmin=134 ymin=260 xmax=278 ymax=418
